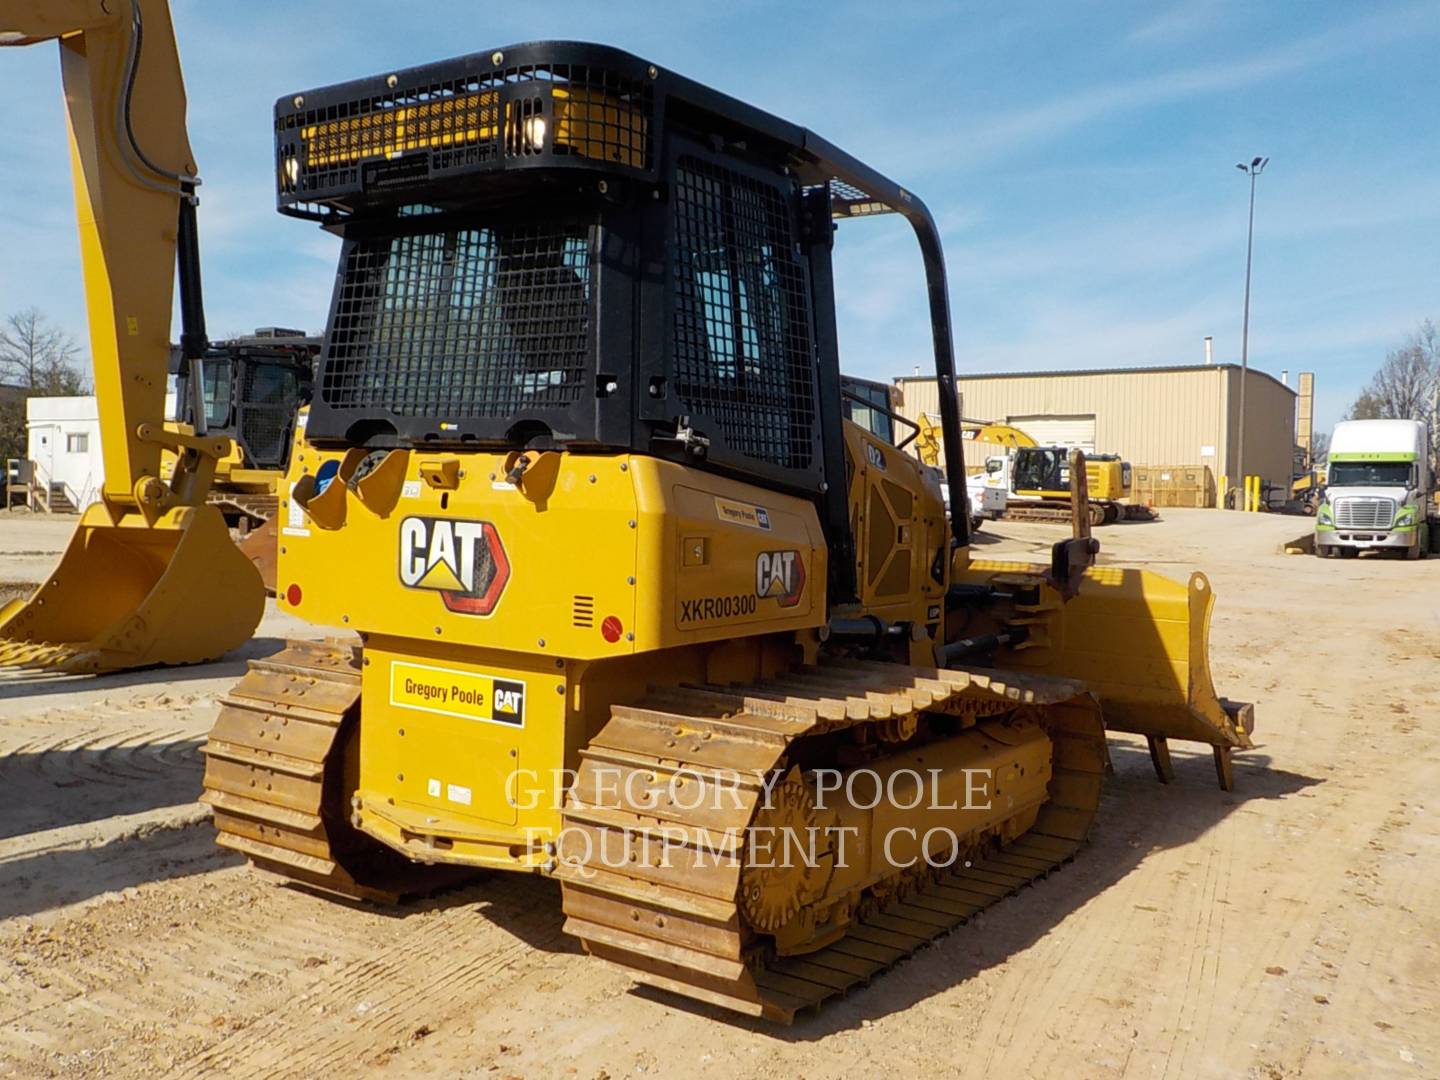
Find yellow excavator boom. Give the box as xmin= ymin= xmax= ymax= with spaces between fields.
xmin=0 ymin=0 xmax=263 ymax=672
xmin=914 ymin=415 xmax=1037 ymax=470
xmin=964 ymin=421 xmax=1037 ymax=449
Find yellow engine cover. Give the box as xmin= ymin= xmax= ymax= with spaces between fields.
xmin=277 ymin=442 xmax=829 ymax=870
xmin=278 ymin=448 xmax=826 ymax=659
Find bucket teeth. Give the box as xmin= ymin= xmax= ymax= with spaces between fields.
xmin=0 ymin=639 xmax=79 ymax=671
xmin=0 ymin=504 xmax=265 ymax=675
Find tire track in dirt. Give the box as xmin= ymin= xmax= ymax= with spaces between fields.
xmin=0 ymin=697 xmax=214 ymax=848
xmin=1234 ymin=761 xmax=1436 ymax=1076
xmin=165 ymin=875 xmax=573 ymax=1079
xmin=956 ymin=783 xmax=1150 ymax=1078
xmin=1221 ymin=644 xmax=1440 ymax=1077
xmin=997 ymin=800 xmax=1148 ymax=1075
xmin=1053 ymin=779 xmax=1203 ymax=1078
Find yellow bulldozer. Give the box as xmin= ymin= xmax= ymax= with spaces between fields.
xmin=0 ymin=0 xmax=265 ymax=673
xmin=195 ymin=42 xmax=1254 ymax=1023
xmin=164 ymin=328 xmax=320 ymax=591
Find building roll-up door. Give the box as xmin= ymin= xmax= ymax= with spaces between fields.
xmin=1007 ymin=414 xmax=1096 ymax=452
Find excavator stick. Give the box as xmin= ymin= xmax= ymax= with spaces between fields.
xmin=0 ymin=502 xmax=264 ymax=674
xmin=0 ymin=0 xmax=268 ymax=673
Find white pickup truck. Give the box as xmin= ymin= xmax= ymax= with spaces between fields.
xmin=935 ymin=469 xmax=1006 ymax=531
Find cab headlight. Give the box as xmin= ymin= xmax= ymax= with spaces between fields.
xmin=1318 ymin=504 xmax=1331 ymax=523
xmin=1395 ymin=506 xmax=1415 ymax=525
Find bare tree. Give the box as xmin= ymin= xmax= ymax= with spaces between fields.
xmin=0 ymin=308 xmax=86 ymax=395
xmin=1345 ymin=319 xmax=1440 ymax=471
xmin=0 ymin=308 xmax=88 ymax=464
xmin=0 ymin=393 xmax=24 ymax=466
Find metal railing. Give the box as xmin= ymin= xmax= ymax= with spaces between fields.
xmin=5 ymin=458 xmax=89 ymax=514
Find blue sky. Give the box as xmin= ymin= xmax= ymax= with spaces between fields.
xmin=1 ymin=0 xmax=1436 ymax=435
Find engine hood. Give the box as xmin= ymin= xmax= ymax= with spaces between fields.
xmin=1328 ymin=486 xmax=1411 ymax=503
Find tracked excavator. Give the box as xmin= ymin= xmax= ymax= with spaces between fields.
xmin=1002 ymin=444 xmax=1155 ymax=525
xmin=0 ymin=0 xmax=265 ymax=673
xmin=202 ymin=43 xmax=1254 ymax=1023
xmin=929 ymin=417 xmax=1152 ymax=526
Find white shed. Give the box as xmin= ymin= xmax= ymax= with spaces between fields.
xmin=26 ymin=396 xmax=104 ymax=512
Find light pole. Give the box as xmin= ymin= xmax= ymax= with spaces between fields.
xmin=1235 ymin=156 xmax=1268 ymax=505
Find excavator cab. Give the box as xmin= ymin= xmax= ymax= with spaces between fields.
xmin=1012 ymin=445 xmax=1070 ymax=494
xmin=164 ymin=330 xmax=318 ymax=592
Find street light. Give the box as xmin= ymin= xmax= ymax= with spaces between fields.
xmin=1235 ymin=156 xmax=1268 ymax=506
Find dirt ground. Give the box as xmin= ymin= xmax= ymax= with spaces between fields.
xmin=1 ymin=508 xmax=1436 ymax=1079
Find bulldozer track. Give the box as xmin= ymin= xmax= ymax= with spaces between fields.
xmin=557 ymin=660 xmax=1107 ymax=1023
xmin=201 ymin=638 xmax=431 ymax=904
xmin=998 ymin=501 xmax=1155 ymax=526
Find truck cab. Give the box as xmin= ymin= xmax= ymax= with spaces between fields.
xmin=1316 ymin=419 xmax=1433 ymax=559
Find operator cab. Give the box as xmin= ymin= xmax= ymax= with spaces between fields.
xmin=277 ymin=42 xmax=974 ymax=602
xmin=171 ymin=328 xmax=318 ymax=470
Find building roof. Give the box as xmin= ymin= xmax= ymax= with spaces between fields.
xmin=895 ymin=363 xmax=1297 ymax=396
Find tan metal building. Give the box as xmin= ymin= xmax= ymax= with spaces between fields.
xmin=895 ymin=364 xmax=1297 ymax=504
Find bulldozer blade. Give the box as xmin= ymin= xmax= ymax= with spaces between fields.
xmin=236 ymin=514 xmax=279 ymax=595
xmin=1056 ymin=568 xmax=1253 ymax=751
xmin=962 ymin=561 xmax=1253 ymax=755
xmin=0 ymin=502 xmax=265 ymax=674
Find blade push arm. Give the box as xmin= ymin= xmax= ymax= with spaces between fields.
xmin=0 ymin=0 xmax=209 ymax=511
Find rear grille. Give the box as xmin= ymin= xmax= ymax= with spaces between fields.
xmin=321 ymin=219 xmax=594 ymax=418
xmin=1333 ymin=497 xmax=1394 ymax=529
xmin=572 ymin=595 xmax=594 ymax=628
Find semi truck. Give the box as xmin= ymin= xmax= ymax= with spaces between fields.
xmin=1316 ymin=419 xmax=1436 ymax=559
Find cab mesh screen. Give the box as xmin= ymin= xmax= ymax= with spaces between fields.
xmin=321 ymin=220 xmax=593 ymax=417
xmin=238 ymin=363 xmax=300 ymax=469
xmin=672 ymin=157 xmax=815 ymax=469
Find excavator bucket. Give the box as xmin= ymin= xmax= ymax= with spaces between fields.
xmin=0 ymin=502 xmax=265 ymax=674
